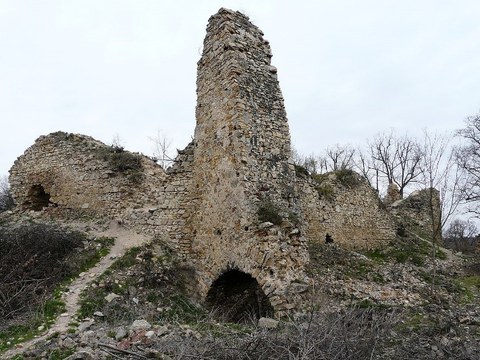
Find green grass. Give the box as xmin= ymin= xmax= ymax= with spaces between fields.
xmin=364 ymin=248 xmax=388 ymax=263
xmin=0 ymin=296 xmax=65 ymax=352
xmin=257 ymin=199 xmax=283 ymax=225
xmin=160 ymin=294 xmax=206 ymax=324
xmin=109 ymin=246 xmax=142 ymax=270
xmin=0 ymin=235 xmax=114 ymax=354
xmin=47 ymin=348 xmax=76 ymax=360
xmin=76 ymin=237 xmax=115 ymax=274
xmin=455 ymin=276 xmax=480 ymax=302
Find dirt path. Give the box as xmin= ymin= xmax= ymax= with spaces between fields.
xmin=1 ymin=221 xmax=150 ymax=359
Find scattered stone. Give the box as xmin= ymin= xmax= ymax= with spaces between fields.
xmin=93 ymin=311 xmax=104 ymax=317
xmin=64 ymin=350 xmax=95 ymax=360
xmin=78 ymin=320 xmax=94 ymax=332
xmin=61 ymin=336 xmax=76 ymax=349
xmin=258 ymin=317 xmax=279 ymax=329
xmin=289 ymin=228 xmax=300 ymax=236
xmin=156 ymin=325 xmax=169 ymax=336
xmin=259 ymin=222 xmax=274 ymax=229
xmin=104 ymin=293 xmax=121 ymax=303
xmin=115 ymin=326 xmax=128 ymax=340
xmin=288 ymin=282 xmax=309 ymax=294
xmin=130 ymin=319 xmax=151 ymax=331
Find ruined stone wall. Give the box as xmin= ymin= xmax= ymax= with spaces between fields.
xmin=295 ymin=170 xmax=397 ymax=249
xmin=122 ymin=143 xmax=195 ymax=253
xmin=9 ymin=132 xmax=156 ymax=212
xmin=8 ymin=132 xmax=194 ymax=251
xmin=8 ymin=8 xmax=434 ymax=316
xmin=187 ymin=8 xmax=309 ymax=314
xmin=390 ymin=188 xmax=442 ymax=244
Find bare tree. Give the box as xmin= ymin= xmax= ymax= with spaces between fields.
xmin=443 ymin=219 xmax=478 ymax=252
xmin=149 ymin=130 xmax=174 ymax=170
xmin=321 ymin=144 xmax=356 ymax=172
xmin=0 ymin=176 xmax=14 ymax=211
xmin=368 ymin=130 xmax=423 ymax=198
xmin=110 ymin=133 xmax=125 ymax=150
xmin=353 ymin=148 xmax=377 ymax=188
xmin=292 ymin=145 xmax=356 ymax=176
xmin=456 ymin=112 xmax=480 ymax=212
xmin=419 ymin=130 xmax=465 ymax=293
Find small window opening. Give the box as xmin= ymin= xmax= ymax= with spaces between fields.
xmin=206 ymin=269 xmax=273 ymax=323
xmin=325 ymin=233 xmax=334 ymax=244
xmin=25 ymin=184 xmax=51 ymax=211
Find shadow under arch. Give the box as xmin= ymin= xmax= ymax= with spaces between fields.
xmin=206 ymin=269 xmax=274 ymax=323
xmin=24 ymin=184 xmax=52 ymax=211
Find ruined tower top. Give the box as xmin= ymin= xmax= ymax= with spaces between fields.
xmin=194 ymin=8 xmax=293 ymax=201
xmin=188 ymin=8 xmax=306 ymax=313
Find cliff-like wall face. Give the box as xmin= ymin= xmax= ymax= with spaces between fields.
xmin=8 ymin=132 xmax=194 ymax=251
xmin=188 ymin=9 xmax=309 ymax=313
xmin=390 ymin=188 xmax=442 ymax=244
xmin=9 ymin=132 xmax=163 ymax=213
xmin=295 ymin=170 xmax=396 ymax=249
xmin=8 ymin=8 xmax=441 ymax=317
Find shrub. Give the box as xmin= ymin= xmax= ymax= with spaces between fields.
xmin=312 ymin=174 xmax=335 ymax=201
xmin=335 ymin=168 xmax=360 ymax=188
xmin=257 ymin=199 xmax=283 ymax=225
xmin=97 ymin=146 xmax=144 ymax=182
xmin=294 ymin=164 xmax=309 ymax=177
xmin=0 ymin=223 xmax=111 ymax=330
xmin=148 ymin=307 xmax=398 ymax=360
xmin=0 ymin=176 xmax=14 ymax=212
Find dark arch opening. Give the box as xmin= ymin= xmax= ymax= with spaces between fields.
xmin=25 ymin=184 xmax=51 ymax=211
xmin=206 ymin=269 xmax=274 ymax=323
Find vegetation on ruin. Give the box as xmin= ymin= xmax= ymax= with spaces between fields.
xmin=0 ymin=221 xmax=113 ymax=352
xmin=77 ymin=240 xmax=202 ymax=326
xmin=0 ymin=176 xmax=14 ymax=212
xmin=96 ymin=145 xmax=144 ymax=183
xmin=257 ymin=198 xmax=283 ymax=225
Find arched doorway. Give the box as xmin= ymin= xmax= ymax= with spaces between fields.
xmin=206 ymin=269 xmax=274 ymax=323
xmin=25 ymin=184 xmax=51 ymax=211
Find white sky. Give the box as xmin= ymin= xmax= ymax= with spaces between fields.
xmin=1 ymin=0 xmax=480 ymax=177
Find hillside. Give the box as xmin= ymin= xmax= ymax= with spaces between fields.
xmin=0 ymin=210 xmax=479 ymax=359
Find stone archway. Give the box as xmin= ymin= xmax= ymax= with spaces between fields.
xmin=206 ymin=269 xmax=273 ymax=323
xmin=25 ymin=184 xmax=51 ymax=211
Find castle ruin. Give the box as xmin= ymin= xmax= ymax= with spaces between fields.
xmin=8 ymin=9 xmax=436 ymax=317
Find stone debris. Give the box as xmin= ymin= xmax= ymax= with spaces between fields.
xmin=104 ymin=293 xmax=121 ymax=303
xmin=130 ymin=319 xmax=152 ymax=331
xmin=258 ymin=317 xmax=279 ymax=329
xmin=5 ymin=5 xmax=440 ymax=318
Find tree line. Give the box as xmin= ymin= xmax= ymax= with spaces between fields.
xmin=2 ymin=113 xmax=480 ymax=250
xmin=293 ymin=111 xmax=480 ymax=250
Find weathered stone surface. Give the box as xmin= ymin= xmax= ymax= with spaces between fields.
xmin=7 ymin=8 xmax=439 ymax=316
xmin=390 ymin=188 xmax=442 ymax=244
xmin=104 ymin=293 xmax=121 ymax=303
xmin=258 ymin=317 xmax=279 ymax=329
xmin=295 ymin=171 xmax=397 ymax=249
xmin=130 ymin=319 xmax=152 ymax=331
xmin=114 ymin=326 xmax=128 ymax=340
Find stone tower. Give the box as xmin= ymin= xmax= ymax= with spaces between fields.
xmin=186 ymin=8 xmax=309 ymax=315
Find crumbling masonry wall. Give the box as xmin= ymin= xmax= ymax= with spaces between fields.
xmin=186 ymin=9 xmax=309 ymax=314
xmin=7 ymin=8 xmax=438 ymax=316
xmin=8 ymin=132 xmax=194 ymax=252
xmin=295 ymin=171 xmax=396 ymax=249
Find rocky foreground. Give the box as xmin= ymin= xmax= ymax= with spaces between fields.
xmin=0 ymin=215 xmax=478 ymax=360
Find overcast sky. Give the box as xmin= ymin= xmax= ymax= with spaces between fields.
xmin=1 ymin=0 xmax=480 ymax=177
